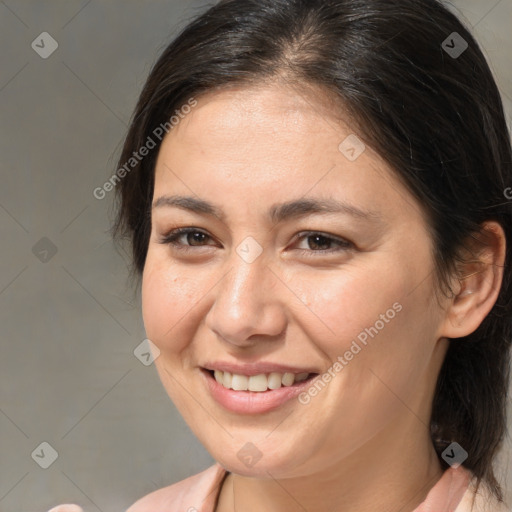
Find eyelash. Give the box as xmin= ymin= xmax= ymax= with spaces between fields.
xmin=157 ymin=227 xmax=353 ymax=256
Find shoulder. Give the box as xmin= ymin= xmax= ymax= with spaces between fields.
xmin=126 ymin=463 xmax=227 ymax=512
xmin=417 ymin=465 xmax=509 ymax=512
xmin=455 ymin=473 xmax=510 ymax=512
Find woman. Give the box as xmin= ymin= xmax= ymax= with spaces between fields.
xmin=51 ymin=0 xmax=512 ymax=510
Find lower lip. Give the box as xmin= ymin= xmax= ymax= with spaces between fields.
xmin=200 ymin=369 xmax=317 ymax=414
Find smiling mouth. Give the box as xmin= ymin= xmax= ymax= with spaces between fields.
xmin=204 ymin=368 xmax=318 ymax=392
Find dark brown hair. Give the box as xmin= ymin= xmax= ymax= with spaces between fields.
xmin=111 ymin=0 xmax=512 ymax=503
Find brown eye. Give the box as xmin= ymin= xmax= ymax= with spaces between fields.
xmin=185 ymin=231 xmax=209 ymax=246
xmin=158 ymin=227 xmax=216 ymax=250
xmin=294 ymin=231 xmax=353 ymax=255
xmin=306 ymin=234 xmax=335 ymax=250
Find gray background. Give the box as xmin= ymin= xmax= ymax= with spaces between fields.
xmin=0 ymin=1 xmax=511 ymax=511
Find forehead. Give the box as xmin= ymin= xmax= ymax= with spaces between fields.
xmin=152 ymin=83 xmax=424 ymax=225
xmin=173 ymin=82 xmax=348 ymax=143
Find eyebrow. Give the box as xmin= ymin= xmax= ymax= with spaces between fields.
xmin=152 ymin=194 xmax=382 ymax=224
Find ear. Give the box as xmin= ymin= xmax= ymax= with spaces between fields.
xmin=438 ymin=221 xmax=506 ymax=338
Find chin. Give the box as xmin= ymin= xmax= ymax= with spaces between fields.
xmin=208 ymin=442 xmax=307 ymax=479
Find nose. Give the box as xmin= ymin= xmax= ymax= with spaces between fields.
xmin=204 ymin=251 xmax=287 ymax=348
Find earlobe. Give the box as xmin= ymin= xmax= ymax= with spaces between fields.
xmin=439 ymin=221 xmax=506 ymax=338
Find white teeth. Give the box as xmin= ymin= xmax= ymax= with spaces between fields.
xmin=222 ymin=371 xmax=232 ymax=388
xmin=281 ymin=372 xmax=295 ymax=387
xmin=211 ymin=370 xmax=311 ymax=392
xmin=231 ymin=374 xmax=248 ymax=391
xmin=248 ymin=374 xmax=268 ymax=392
xmin=267 ymin=372 xmax=283 ymax=390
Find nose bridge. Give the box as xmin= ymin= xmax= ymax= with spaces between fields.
xmin=219 ymin=250 xmax=272 ymax=318
xmin=217 ymin=231 xmax=271 ymax=307
xmin=205 ymin=246 xmax=286 ymax=344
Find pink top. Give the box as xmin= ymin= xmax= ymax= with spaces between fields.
xmin=125 ymin=463 xmax=509 ymax=512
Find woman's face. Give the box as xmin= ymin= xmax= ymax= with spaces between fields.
xmin=142 ymin=83 xmax=449 ymax=478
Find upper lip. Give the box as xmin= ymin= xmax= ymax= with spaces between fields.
xmin=201 ymin=361 xmax=318 ymax=376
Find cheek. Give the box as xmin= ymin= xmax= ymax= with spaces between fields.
xmin=287 ymin=261 xmax=410 ymax=356
xmin=287 ymin=250 xmax=437 ymax=405
xmin=141 ymin=258 xmax=204 ymax=353
xmin=309 ymin=272 xmax=437 ymax=431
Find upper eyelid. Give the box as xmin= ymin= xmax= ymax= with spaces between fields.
xmin=158 ymin=227 xmax=218 ymax=247
xmin=159 ymin=227 xmax=351 ymax=249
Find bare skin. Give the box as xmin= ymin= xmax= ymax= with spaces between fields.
xmin=136 ymin=82 xmax=505 ymax=512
